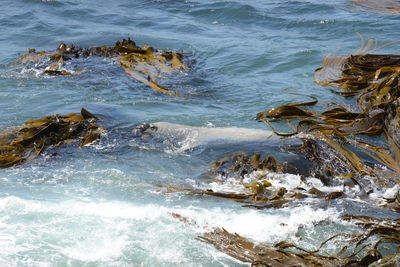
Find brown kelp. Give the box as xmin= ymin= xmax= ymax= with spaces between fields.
xmin=314 ymin=40 xmax=400 ymax=166
xmin=253 ymin=45 xmax=400 ymax=212
xmin=349 ymin=0 xmax=400 ymax=15
xmin=0 ymin=108 xmax=103 ymax=168
xmin=198 ymin=228 xmax=341 ymax=267
xmin=255 ymin=37 xmax=400 ymax=180
xmin=173 ymin=213 xmax=400 ymax=267
xmin=16 ymin=38 xmax=186 ymax=95
xmin=160 ymin=147 xmax=399 ymax=211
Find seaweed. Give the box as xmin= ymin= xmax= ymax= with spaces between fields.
xmin=159 ymin=136 xmax=399 ymax=210
xmin=349 ymin=0 xmax=400 ymax=15
xmin=159 ymin=152 xmax=350 ymax=208
xmin=256 ymin=38 xmax=400 ymax=179
xmin=202 ymin=152 xmax=298 ymax=179
xmin=172 ymin=213 xmax=400 ymax=267
xmin=16 ymin=38 xmax=186 ymax=95
xmin=197 ymin=228 xmax=337 ymax=267
xmin=314 ymin=39 xmax=400 ymax=170
xmin=0 ymin=108 xmax=103 ymax=168
xmin=253 ymin=44 xmax=400 ymax=213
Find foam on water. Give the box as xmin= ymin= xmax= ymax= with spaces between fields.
xmin=205 ymin=171 xmax=344 ymax=196
xmin=0 ymin=194 xmax=344 ymax=265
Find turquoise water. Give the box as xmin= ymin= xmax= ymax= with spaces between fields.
xmin=0 ymin=0 xmax=399 ymax=266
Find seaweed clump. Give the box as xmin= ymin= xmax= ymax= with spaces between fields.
xmin=160 ymin=153 xmax=335 ymax=209
xmin=254 ymin=40 xmax=400 ymax=213
xmin=16 ymin=38 xmax=186 ymax=95
xmin=173 ymin=213 xmax=400 ymax=267
xmin=0 ymin=108 xmax=103 ymax=168
xmin=315 ymin=41 xmax=400 ymax=166
xmin=255 ymin=39 xmax=400 ymax=177
xmin=198 ymin=228 xmax=341 ymax=267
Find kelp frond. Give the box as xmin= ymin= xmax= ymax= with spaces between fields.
xmin=315 ymin=35 xmax=400 ymax=85
xmin=349 ymin=0 xmax=400 ymax=15
xmin=198 ymin=228 xmax=336 ymax=267
xmin=0 ymin=108 xmax=103 ymax=168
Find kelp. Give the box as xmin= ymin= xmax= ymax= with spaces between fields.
xmin=198 ymin=228 xmax=341 ymax=267
xmin=156 ymin=38 xmax=400 ymax=266
xmin=256 ymin=94 xmax=317 ymax=121
xmin=257 ymin=100 xmax=384 ymax=137
xmin=203 ymin=152 xmax=299 ymax=179
xmin=160 ymin=183 xmax=295 ymax=207
xmin=349 ymin=0 xmax=400 ymax=15
xmin=250 ymin=39 xmax=400 ymax=216
xmin=0 ymin=108 xmax=103 ymax=168
xmin=257 ymin=38 xmax=400 ymax=177
xmin=172 ymin=213 xmax=399 ymax=267
xmin=16 ymin=38 xmax=186 ymax=95
xmin=313 ymin=40 xmax=400 ymax=171
xmin=257 ymin=106 xmax=397 ymax=186
xmin=159 ymin=152 xmax=348 ymax=208
xmin=159 ymin=141 xmax=398 ymax=211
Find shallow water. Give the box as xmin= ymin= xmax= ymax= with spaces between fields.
xmin=0 ymin=0 xmax=399 ymax=265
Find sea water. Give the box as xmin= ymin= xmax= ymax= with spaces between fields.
xmin=0 ymin=0 xmax=399 ymax=266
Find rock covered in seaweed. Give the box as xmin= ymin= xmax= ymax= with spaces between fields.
xmin=15 ymin=38 xmax=187 ymax=95
xmin=0 ymin=108 xmax=103 ymax=168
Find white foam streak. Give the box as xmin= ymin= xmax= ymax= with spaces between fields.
xmin=174 ymin=205 xmax=340 ymax=244
xmin=206 ymin=171 xmax=344 ymax=195
xmin=0 ymin=195 xmax=342 ymax=264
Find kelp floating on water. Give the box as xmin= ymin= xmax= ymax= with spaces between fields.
xmin=254 ymin=41 xmax=400 ymax=211
xmin=256 ymin=37 xmax=400 ymax=177
xmin=349 ymin=0 xmax=400 ymax=15
xmin=198 ymin=228 xmax=341 ymax=267
xmin=0 ymin=108 xmax=103 ymax=168
xmin=172 ymin=213 xmax=400 ymax=267
xmin=16 ymin=38 xmax=186 ymax=95
xmin=160 ymin=153 xmax=290 ymax=207
xmin=315 ymin=40 xmax=400 ymax=165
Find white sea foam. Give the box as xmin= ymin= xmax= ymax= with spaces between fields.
xmin=0 ymin=195 xmax=342 ymax=265
xmin=173 ymin=205 xmax=340 ymax=244
xmin=206 ymin=170 xmax=343 ymax=195
xmin=369 ymin=183 xmax=399 ymax=204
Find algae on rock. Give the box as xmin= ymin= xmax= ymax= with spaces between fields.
xmin=0 ymin=108 xmax=103 ymax=168
xmin=16 ymin=38 xmax=187 ymax=95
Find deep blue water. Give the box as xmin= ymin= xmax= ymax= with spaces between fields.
xmin=0 ymin=0 xmax=399 ymax=266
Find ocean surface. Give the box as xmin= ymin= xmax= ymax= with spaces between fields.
xmin=0 ymin=0 xmax=399 ymax=266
